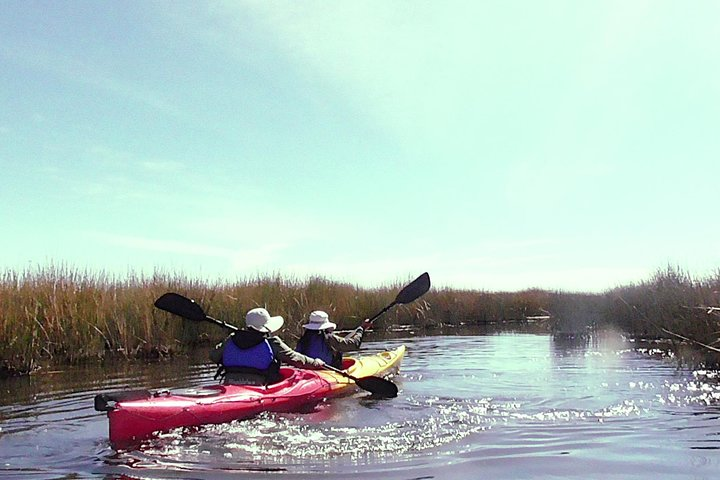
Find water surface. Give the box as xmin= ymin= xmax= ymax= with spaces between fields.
xmin=1 ymin=333 xmax=719 ymax=479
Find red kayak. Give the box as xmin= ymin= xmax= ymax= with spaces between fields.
xmin=95 ymin=346 xmax=405 ymax=448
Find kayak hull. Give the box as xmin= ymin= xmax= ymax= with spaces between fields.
xmin=101 ymin=345 xmax=405 ymax=448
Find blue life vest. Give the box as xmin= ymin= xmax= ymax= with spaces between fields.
xmin=222 ymin=338 xmax=274 ymax=370
xmin=297 ymin=332 xmax=335 ymax=365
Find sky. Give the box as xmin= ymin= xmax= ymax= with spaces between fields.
xmin=2 ymin=1 xmax=719 ymax=293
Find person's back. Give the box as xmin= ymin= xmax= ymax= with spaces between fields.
xmin=212 ymin=327 xmax=281 ymax=385
xmin=210 ymin=307 xmax=325 ymax=385
xmin=296 ymin=311 xmax=370 ymax=369
xmin=296 ymin=329 xmax=340 ymax=367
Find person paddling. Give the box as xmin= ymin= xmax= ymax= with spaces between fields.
xmin=210 ymin=307 xmax=325 ymax=385
xmin=296 ymin=311 xmax=372 ymax=369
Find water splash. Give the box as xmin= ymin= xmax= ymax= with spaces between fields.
xmin=136 ymin=397 xmax=505 ymax=463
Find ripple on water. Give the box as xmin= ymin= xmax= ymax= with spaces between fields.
xmin=3 ymin=335 xmax=720 ymax=479
xmin=113 ymin=388 xmax=665 ymax=471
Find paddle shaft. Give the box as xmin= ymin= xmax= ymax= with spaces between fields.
xmin=367 ymin=302 xmax=396 ymax=324
xmin=366 ymin=272 xmax=431 ymax=326
xmin=321 ymin=362 xmax=362 ymax=382
xmin=205 ymin=315 xmax=239 ymax=332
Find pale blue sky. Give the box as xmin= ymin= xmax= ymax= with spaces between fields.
xmin=2 ymin=1 xmax=719 ymax=292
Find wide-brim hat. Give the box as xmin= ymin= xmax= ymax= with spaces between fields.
xmin=303 ymin=310 xmax=337 ymax=330
xmin=245 ymin=307 xmax=284 ymax=333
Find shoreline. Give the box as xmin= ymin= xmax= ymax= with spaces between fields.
xmin=2 ymin=265 xmax=719 ymax=376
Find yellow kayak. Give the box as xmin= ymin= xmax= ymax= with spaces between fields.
xmin=320 ymin=345 xmax=406 ymax=395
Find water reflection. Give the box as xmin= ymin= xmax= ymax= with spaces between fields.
xmin=1 ymin=333 xmax=719 ymax=479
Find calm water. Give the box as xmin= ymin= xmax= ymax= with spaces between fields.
xmin=1 ymin=333 xmax=719 ymax=479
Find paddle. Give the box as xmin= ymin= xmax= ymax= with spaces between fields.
xmin=321 ymin=272 xmax=430 ymax=397
xmin=367 ymin=272 xmax=431 ymax=325
xmin=153 ymin=292 xmax=399 ymax=397
xmin=322 ymin=363 xmax=398 ymax=398
xmin=154 ymin=293 xmax=238 ymax=332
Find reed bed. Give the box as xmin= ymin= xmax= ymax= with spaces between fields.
xmin=606 ymin=265 xmax=720 ymax=365
xmin=0 ymin=266 xmax=427 ymax=375
xmin=2 ymin=264 xmax=719 ymax=376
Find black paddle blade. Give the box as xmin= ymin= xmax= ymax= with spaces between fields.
xmin=154 ymin=292 xmax=207 ymax=322
xmin=355 ymin=376 xmax=399 ymax=398
xmin=395 ymin=272 xmax=431 ymax=305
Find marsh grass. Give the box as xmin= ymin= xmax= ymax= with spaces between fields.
xmin=607 ymin=265 xmax=720 ymax=364
xmin=0 ymin=267 xmax=429 ymax=375
xmin=2 ymin=264 xmax=719 ymax=375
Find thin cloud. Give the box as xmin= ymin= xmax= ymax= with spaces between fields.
xmin=76 ymin=145 xmax=189 ymax=201
xmin=140 ymin=160 xmax=186 ymax=173
xmin=87 ymin=146 xmax=186 ymax=173
xmin=0 ymin=39 xmax=185 ymax=120
xmin=88 ymin=231 xmax=292 ymax=271
xmin=89 ymin=232 xmax=237 ymax=258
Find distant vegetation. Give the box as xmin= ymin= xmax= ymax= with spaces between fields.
xmin=604 ymin=266 xmax=720 ymax=365
xmin=1 ymin=264 xmax=719 ymax=376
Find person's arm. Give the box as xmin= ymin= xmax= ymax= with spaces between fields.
xmin=268 ymin=336 xmax=325 ymax=368
xmin=326 ymin=319 xmax=372 ymax=352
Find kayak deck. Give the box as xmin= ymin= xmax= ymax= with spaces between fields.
xmin=99 ymin=345 xmax=405 ymax=448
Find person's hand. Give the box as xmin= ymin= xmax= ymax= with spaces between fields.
xmin=361 ymin=319 xmax=373 ymax=330
xmin=315 ymin=358 xmax=326 ymax=367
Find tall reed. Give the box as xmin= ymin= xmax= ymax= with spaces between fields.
xmin=607 ymin=265 xmax=720 ymax=360
xmin=0 ymin=267 xmax=427 ymax=375
xmin=2 ymin=264 xmax=719 ymax=375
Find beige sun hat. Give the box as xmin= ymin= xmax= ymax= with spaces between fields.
xmin=245 ymin=307 xmax=284 ymax=333
xmin=303 ymin=310 xmax=337 ymax=330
